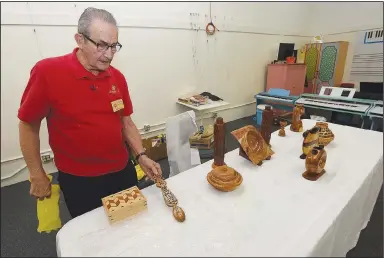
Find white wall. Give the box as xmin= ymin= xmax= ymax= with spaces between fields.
xmin=307 ymin=2 xmax=383 ymax=90
xmin=1 ymin=2 xmax=313 ymax=186
xmin=1 ymin=2 xmax=381 ymax=187
xmin=308 ymin=2 xmax=383 ymax=87
xmin=307 ymin=2 xmax=383 ymax=35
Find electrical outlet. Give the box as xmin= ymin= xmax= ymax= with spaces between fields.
xmin=143 ymin=124 xmax=151 ymax=132
xmin=41 ymin=153 xmax=52 ymax=164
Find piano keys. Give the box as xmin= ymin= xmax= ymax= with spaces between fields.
xmin=364 ymin=29 xmax=383 ymax=44
xmin=350 ymin=29 xmax=383 ymax=82
xmin=256 ymin=92 xmax=298 ymax=104
xmin=295 ymin=94 xmax=375 ymax=115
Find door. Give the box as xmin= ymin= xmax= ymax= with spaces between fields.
xmin=304 ymin=43 xmax=322 ymax=94
xmin=316 ymin=42 xmax=340 ymax=94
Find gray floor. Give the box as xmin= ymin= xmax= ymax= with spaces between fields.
xmin=1 ymin=116 xmax=383 ymax=257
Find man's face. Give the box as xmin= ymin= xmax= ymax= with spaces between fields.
xmin=80 ymin=19 xmax=119 ymax=71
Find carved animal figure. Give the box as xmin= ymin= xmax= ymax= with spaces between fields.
xmin=300 ymin=126 xmax=320 ymax=159
xmin=278 ymin=120 xmax=287 ymax=137
xmin=290 ymin=104 xmax=305 ymax=132
xmin=303 ymin=145 xmax=327 ymax=181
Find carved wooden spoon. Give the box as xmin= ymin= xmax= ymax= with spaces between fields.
xmin=153 ymin=176 xmax=186 ymax=222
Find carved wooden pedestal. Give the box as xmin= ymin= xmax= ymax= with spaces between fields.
xmin=208 ymin=117 xmax=243 ymax=191
xmin=260 ymin=105 xmax=273 ymax=145
xmin=207 ymin=165 xmax=243 ymax=192
xmin=212 ymin=117 xmax=226 ymax=168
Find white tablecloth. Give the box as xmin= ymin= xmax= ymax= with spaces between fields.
xmin=56 ymin=119 xmax=383 ymax=257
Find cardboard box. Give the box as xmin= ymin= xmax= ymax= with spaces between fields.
xmin=189 ymin=134 xmax=214 ymax=149
xmin=142 ymin=135 xmax=167 ymax=161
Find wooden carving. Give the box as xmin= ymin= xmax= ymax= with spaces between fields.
xmin=102 ymin=186 xmax=147 ymax=224
xmin=300 ymin=126 xmax=320 ymax=159
xmin=207 ymin=117 xmax=243 ymax=192
xmin=212 ymin=117 xmax=226 ymax=168
xmin=290 ymin=104 xmax=305 ymax=132
xmin=231 ymin=125 xmax=274 ymax=165
xmin=152 ymin=176 xmax=185 ymax=222
xmin=207 ymin=165 xmax=243 ymax=192
xmin=278 ymin=120 xmax=287 ymax=137
xmin=314 ymin=122 xmax=335 ymax=146
xmin=260 ymin=105 xmax=273 ymax=146
xmin=303 ymin=145 xmax=327 ymax=181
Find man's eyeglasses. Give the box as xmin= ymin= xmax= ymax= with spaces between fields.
xmin=82 ymin=34 xmax=122 ymax=53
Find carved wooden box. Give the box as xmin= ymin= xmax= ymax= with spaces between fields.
xmin=102 ymin=186 xmax=147 ymax=224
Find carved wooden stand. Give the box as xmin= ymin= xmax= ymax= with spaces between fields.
xmin=208 ymin=117 xmax=243 ymax=191
xmin=239 ymin=146 xmax=264 ymax=165
xmin=231 ymin=125 xmax=274 ymax=166
xmin=260 ymin=105 xmax=273 ymax=145
xmin=212 ymin=117 xmax=226 ymax=168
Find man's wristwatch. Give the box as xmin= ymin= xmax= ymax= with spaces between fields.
xmin=135 ymin=149 xmax=147 ymax=161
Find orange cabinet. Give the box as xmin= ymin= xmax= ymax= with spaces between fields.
xmin=266 ymin=64 xmax=307 ymax=96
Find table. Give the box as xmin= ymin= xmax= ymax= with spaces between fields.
xmin=176 ymin=100 xmax=229 ymax=127
xmin=56 ymin=119 xmax=383 ymax=257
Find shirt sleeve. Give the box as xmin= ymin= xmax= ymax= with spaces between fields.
xmin=17 ymin=63 xmax=51 ymax=123
xmin=120 ymin=76 xmax=133 ymax=117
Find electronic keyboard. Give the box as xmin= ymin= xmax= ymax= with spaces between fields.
xmin=295 ymin=94 xmax=375 ymax=115
xmin=368 ymin=100 xmax=383 ymax=117
xmin=256 ymin=92 xmax=298 ymax=104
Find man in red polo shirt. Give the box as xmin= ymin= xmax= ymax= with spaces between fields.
xmin=18 ymin=7 xmax=162 ymax=218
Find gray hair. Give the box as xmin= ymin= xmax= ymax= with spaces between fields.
xmin=78 ymin=7 xmax=117 ymax=36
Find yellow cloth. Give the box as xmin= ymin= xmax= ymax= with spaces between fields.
xmin=33 ymin=167 xmax=145 ymax=233
xmin=30 ymin=175 xmax=62 ymax=233
xmin=135 ymin=164 xmax=145 ymax=180
xmin=297 ymin=46 xmax=306 ymax=64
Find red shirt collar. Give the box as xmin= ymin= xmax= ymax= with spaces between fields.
xmin=70 ymin=48 xmax=111 ymax=79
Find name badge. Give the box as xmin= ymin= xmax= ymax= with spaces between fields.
xmin=111 ymin=99 xmax=124 ymax=112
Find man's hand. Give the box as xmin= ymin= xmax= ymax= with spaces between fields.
xmin=30 ymin=171 xmax=51 ymax=200
xmin=120 ymin=116 xmax=162 ymax=179
xmin=138 ymin=155 xmax=162 ymax=180
xmin=19 ymin=120 xmax=51 ymax=200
